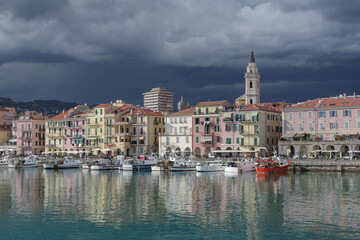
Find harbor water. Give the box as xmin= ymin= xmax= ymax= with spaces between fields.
xmin=0 ymin=169 xmax=359 ymax=239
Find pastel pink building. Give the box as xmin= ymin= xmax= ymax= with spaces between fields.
xmin=280 ymin=95 xmax=360 ymax=158
xmin=192 ymin=101 xmax=232 ymax=156
xmin=16 ymin=111 xmax=47 ymax=155
xmin=46 ymin=105 xmax=89 ymax=154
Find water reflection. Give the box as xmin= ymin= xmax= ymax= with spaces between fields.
xmin=0 ymin=169 xmax=360 ymax=239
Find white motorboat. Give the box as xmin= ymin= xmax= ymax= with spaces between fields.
xmin=43 ymin=157 xmax=81 ymax=169
xmin=151 ymin=159 xmax=170 ymax=171
xmin=224 ymin=160 xmax=256 ymax=173
xmin=21 ymin=155 xmax=40 ymax=168
xmin=0 ymin=156 xmax=10 ymax=167
xmin=8 ymin=158 xmax=22 ymax=168
xmin=196 ymin=160 xmax=224 ymax=172
xmin=122 ymin=155 xmax=157 ymax=171
xmin=169 ymin=157 xmax=196 ymax=172
xmin=90 ymin=158 xmax=119 ymax=171
xmin=224 ymin=161 xmax=240 ymax=173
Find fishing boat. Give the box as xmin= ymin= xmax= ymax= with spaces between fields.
xmin=0 ymin=156 xmax=10 ymax=167
xmin=21 ymin=155 xmax=40 ymax=168
xmin=8 ymin=158 xmax=22 ymax=168
xmin=196 ymin=159 xmax=224 ymax=172
xmin=122 ymin=155 xmax=157 ymax=171
xmin=43 ymin=157 xmax=81 ymax=169
xmin=90 ymin=158 xmax=119 ymax=171
xmin=169 ymin=157 xmax=197 ymax=172
xmin=151 ymin=159 xmax=170 ymax=171
xmin=256 ymin=151 xmax=290 ymax=174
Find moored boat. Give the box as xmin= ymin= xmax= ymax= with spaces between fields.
xmin=21 ymin=155 xmax=40 ymax=168
xmin=169 ymin=158 xmax=197 ymax=172
xmin=122 ymin=155 xmax=157 ymax=171
xmin=43 ymin=157 xmax=81 ymax=169
xmin=256 ymin=152 xmax=290 ymax=174
xmin=90 ymin=158 xmax=119 ymax=171
xmin=0 ymin=156 xmax=10 ymax=168
xmin=196 ymin=160 xmax=224 ymax=172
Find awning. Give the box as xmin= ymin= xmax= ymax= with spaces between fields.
xmin=213 ymin=150 xmax=257 ymax=153
xmin=73 ymin=138 xmax=84 ymax=140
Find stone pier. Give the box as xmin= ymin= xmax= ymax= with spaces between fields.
xmin=290 ymin=160 xmax=360 ymax=172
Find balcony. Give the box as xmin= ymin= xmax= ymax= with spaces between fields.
xmin=115 ymin=132 xmax=130 ymax=136
xmin=241 ymin=131 xmax=259 ymax=136
xmin=201 ymin=134 xmax=212 ymax=142
xmin=115 ymin=121 xmax=130 ymax=125
xmin=87 ymin=122 xmax=99 ymax=126
xmin=201 ymin=141 xmax=213 ymax=146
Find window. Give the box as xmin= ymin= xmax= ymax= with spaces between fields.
xmin=241 ymin=138 xmax=244 ymax=146
xmin=319 ymin=122 xmax=325 ymax=130
xmin=289 ymin=112 xmax=293 ymax=120
xmin=308 ymin=111 xmax=313 ymax=118
xmin=176 ymin=137 xmax=179 ymax=143
xmin=206 ymin=108 xmax=209 ymax=114
xmin=345 ymin=121 xmax=349 ymax=129
xmin=216 ymin=117 xmax=219 ymax=124
xmin=308 ymin=122 xmax=313 ymax=130
xmin=100 ymin=109 xmax=103 ymax=115
xmin=226 ymin=138 xmax=231 ymax=144
xmin=289 ymin=122 xmax=294 ymax=131
xmin=186 ymin=136 xmax=189 ymax=143
xmin=216 ymin=136 xmax=220 ymax=143
xmin=318 ymin=111 xmax=325 ymax=118
xmin=166 ymin=137 xmax=170 ymax=145
xmin=196 ymin=126 xmax=199 ymax=133
xmin=343 ymin=110 xmax=351 ymax=117
xmin=299 ymin=123 xmax=303 ymax=131
xmin=254 ymin=138 xmax=258 ymax=146
xmin=254 ymin=125 xmax=258 ymax=133
xmin=330 ymin=111 xmax=337 ymax=118
xmin=195 ymin=118 xmax=200 ymax=124
xmin=267 ymin=126 xmax=270 ymax=132
xmin=357 ymin=110 xmax=360 ymax=117
xmin=196 ymin=137 xmax=199 ymax=143
xmin=298 ymin=112 xmax=302 ymax=119
xmin=236 ymin=138 xmax=239 ymax=144
xmin=357 ymin=121 xmax=360 ymax=129
xmin=330 ymin=122 xmax=337 ymax=130
xmin=250 ymin=82 xmax=253 ymax=88
xmin=225 ymin=124 xmax=231 ymax=131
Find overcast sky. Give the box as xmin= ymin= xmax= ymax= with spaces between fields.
xmin=0 ymin=0 xmax=359 ymax=106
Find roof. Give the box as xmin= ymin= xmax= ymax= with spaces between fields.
xmin=284 ymin=96 xmax=360 ymax=110
xmin=169 ymin=107 xmax=195 ymax=116
xmin=122 ymin=108 xmax=163 ymax=116
xmin=94 ymin=103 xmax=111 ymax=108
xmin=250 ymin=49 xmax=255 ymax=63
xmin=0 ymin=125 xmax=11 ymax=131
xmin=195 ymin=100 xmax=230 ymax=107
xmin=237 ymin=104 xmax=281 ymax=113
xmin=0 ymin=107 xmax=9 ymax=112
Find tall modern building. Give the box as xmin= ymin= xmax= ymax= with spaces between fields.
xmin=143 ymin=87 xmax=174 ymax=114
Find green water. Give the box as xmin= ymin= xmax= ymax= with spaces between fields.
xmin=0 ymin=169 xmax=359 ymax=239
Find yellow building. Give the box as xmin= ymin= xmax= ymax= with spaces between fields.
xmin=0 ymin=125 xmax=11 ymax=144
xmin=114 ymin=107 xmax=164 ymax=156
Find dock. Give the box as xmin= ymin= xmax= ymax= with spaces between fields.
xmin=290 ymin=159 xmax=360 ymax=172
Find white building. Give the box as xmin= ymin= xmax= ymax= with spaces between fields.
xmin=159 ymin=107 xmax=194 ymax=157
xmin=143 ymin=87 xmax=174 ymax=114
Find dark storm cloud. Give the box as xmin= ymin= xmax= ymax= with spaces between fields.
xmin=0 ymin=0 xmax=359 ymax=105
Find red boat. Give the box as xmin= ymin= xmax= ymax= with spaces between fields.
xmin=256 ymin=151 xmax=290 ymax=174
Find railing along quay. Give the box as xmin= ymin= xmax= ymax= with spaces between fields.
xmin=290 ymin=159 xmax=360 ymax=172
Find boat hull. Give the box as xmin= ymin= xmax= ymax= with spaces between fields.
xmin=256 ymin=165 xmax=288 ymax=174
xmin=122 ymin=164 xmax=155 ymax=171
xmin=91 ymin=165 xmax=119 ymax=171
xmin=196 ymin=166 xmax=224 ymax=172
xmin=170 ymin=166 xmax=196 ymax=172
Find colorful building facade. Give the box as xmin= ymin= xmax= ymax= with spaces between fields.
xmin=159 ymin=107 xmax=194 ymax=157
xmin=279 ymin=95 xmax=360 ymax=158
xmin=16 ymin=111 xmax=47 ymax=155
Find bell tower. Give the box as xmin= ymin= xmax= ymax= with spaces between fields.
xmin=245 ymin=49 xmax=260 ymax=105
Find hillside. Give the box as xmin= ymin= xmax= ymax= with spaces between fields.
xmin=0 ymin=97 xmax=79 ymax=117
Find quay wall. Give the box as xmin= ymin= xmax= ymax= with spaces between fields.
xmin=290 ymin=160 xmax=360 ymax=172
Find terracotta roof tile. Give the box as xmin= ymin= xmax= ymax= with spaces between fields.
xmin=195 ymin=100 xmax=230 ymax=107
xmin=284 ymin=97 xmax=360 ymax=110
xmin=94 ymin=103 xmax=110 ymax=108
xmin=169 ymin=107 xmax=196 ymax=116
